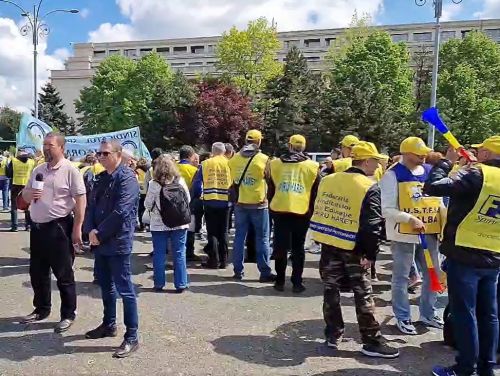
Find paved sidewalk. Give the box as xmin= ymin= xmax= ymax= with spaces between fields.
xmin=0 ymin=212 xmax=457 ymax=376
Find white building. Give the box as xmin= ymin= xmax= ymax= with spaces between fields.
xmin=51 ymin=19 xmax=500 ymax=119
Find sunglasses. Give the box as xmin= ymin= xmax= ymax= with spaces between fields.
xmin=96 ymin=151 xmax=116 ymax=158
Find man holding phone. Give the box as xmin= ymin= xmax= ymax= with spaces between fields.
xmin=21 ymin=132 xmax=86 ymax=333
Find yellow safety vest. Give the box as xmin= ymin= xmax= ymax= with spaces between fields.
xmin=393 ymin=163 xmax=441 ymax=235
xmin=12 ymin=158 xmax=35 ymax=186
xmin=269 ymin=159 xmax=319 ymax=215
xmin=92 ymin=163 xmax=105 ymax=175
xmin=228 ymin=152 xmax=269 ymax=204
xmin=333 ymin=158 xmax=352 ymax=173
xmin=455 ymin=164 xmax=500 ymax=253
xmin=202 ymin=155 xmax=232 ymax=202
xmin=310 ymin=172 xmax=375 ymax=250
xmin=178 ymin=162 xmax=198 ymax=189
xmin=0 ymin=159 xmax=7 ymax=176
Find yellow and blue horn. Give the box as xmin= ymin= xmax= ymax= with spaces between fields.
xmin=422 ymin=107 xmax=473 ymax=162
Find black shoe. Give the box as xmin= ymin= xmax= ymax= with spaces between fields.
xmin=85 ymin=323 xmax=118 ymax=339
xmin=175 ymin=288 xmax=188 ymax=294
xmin=232 ymin=274 xmax=243 ymax=281
xmin=153 ymin=287 xmax=164 ymax=293
xmin=259 ymin=274 xmax=277 ymax=283
xmin=218 ymin=263 xmax=227 ymax=269
xmin=92 ymin=279 xmax=99 ymax=285
xmin=10 ymin=227 xmax=18 ymax=232
xmin=187 ymin=254 xmax=203 ymax=262
xmin=113 ymin=340 xmax=139 ymax=358
xmin=273 ymin=283 xmax=285 ymax=292
xmin=54 ymin=318 xmax=74 ymax=333
xmin=361 ymin=340 xmax=399 ymax=359
xmin=292 ymin=284 xmax=306 ymax=294
xmin=201 ymin=262 xmax=218 ymax=269
xmin=21 ymin=310 xmax=50 ymax=324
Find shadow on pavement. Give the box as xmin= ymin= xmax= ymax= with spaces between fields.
xmin=211 ymin=319 xmax=452 ymax=373
xmin=0 ymin=257 xmax=30 ymax=277
xmin=311 ymin=370 xmax=401 ymax=376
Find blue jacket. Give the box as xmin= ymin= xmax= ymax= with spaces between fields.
xmin=84 ymin=164 xmax=139 ymax=256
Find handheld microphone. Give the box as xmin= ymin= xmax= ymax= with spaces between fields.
xmin=33 ymin=173 xmax=44 ymax=202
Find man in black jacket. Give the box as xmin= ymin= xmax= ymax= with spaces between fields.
xmin=310 ymin=141 xmax=399 ymax=359
xmin=424 ymin=136 xmax=500 ymax=376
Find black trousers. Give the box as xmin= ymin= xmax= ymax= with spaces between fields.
xmin=272 ymin=213 xmax=309 ymax=286
xmin=10 ymin=184 xmax=30 ymax=229
xmin=204 ymin=206 xmax=230 ymax=266
xmin=138 ymin=194 xmax=146 ymax=229
xmin=30 ymin=215 xmax=76 ymax=320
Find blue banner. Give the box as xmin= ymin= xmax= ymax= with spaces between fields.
xmin=17 ymin=114 xmax=151 ymax=160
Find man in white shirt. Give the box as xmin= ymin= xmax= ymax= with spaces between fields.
xmin=380 ymin=137 xmax=444 ymax=335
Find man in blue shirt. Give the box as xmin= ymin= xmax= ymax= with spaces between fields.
xmin=83 ymin=140 xmax=140 ymax=358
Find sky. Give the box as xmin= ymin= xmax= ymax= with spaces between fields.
xmin=1 ymin=0 xmax=500 ymax=111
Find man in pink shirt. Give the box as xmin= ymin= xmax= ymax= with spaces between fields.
xmin=21 ymin=132 xmax=86 ymax=333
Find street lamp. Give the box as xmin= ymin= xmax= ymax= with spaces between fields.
xmin=415 ymin=0 xmax=463 ymax=148
xmin=0 ymin=0 xmax=79 ymax=119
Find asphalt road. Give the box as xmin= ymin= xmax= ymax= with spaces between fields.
xmin=0 ymin=212 xmax=464 ymax=376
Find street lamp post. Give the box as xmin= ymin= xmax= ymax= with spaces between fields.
xmin=0 ymin=0 xmax=78 ymax=119
xmin=415 ymin=0 xmax=463 ymax=148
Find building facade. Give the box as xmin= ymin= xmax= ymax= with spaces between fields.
xmin=51 ymin=19 xmax=500 ymax=120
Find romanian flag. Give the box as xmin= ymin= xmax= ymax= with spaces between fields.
xmin=419 ymin=233 xmax=444 ymax=293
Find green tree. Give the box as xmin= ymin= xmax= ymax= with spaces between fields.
xmin=0 ymin=106 xmax=21 ymax=142
xmin=216 ymin=17 xmax=282 ymax=96
xmin=437 ymin=31 xmax=500 ymax=145
xmin=38 ymin=82 xmax=79 ymax=135
xmin=324 ymin=31 xmax=415 ymax=152
xmin=260 ymin=46 xmax=324 ymax=154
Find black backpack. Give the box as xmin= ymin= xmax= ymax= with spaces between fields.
xmin=157 ymin=178 xmax=191 ymax=228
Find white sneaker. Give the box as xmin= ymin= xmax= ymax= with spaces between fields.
xmin=397 ymin=319 xmax=417 ymax=335
xmin=420 ymin=315 xmax=444 ymax=329
xmin=307 ymin=242 xmax=321 ymax=254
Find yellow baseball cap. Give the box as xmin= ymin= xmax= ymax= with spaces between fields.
xmin=400 ymin=137 xmax=432 ymax=156
xmin=340 ymin=135 xmax=360 ymax=148
xmin=472 ymin=135 xmax=500 ymax=154
xmin=289 ymin=134 xmax=306 ymax=148
xmin=352 ymin=142 xmax=385 ymax=161
xmin=246 ymin=129 xmax=263 ymax=142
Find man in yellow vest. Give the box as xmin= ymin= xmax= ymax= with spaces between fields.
xmin=192 ymin=142 xmax=231 ymax=268
xmin=268 ymin=135 xmax=320 ymax=293
xmin=177 ymin=145 xmax=202 ymax=262
xmin=424 ymin=136 xmax=500 ymax=376
xmin=6 ymin=149 xmax=35 ymax=231
xmin=380 ymin=137 xmax=444 ymax=335
xmin=330 ymin=135 xmax=361 ymax=173
xmin=0 ymin=151 xmax=11 ymax=211
xmin=310 ymin=141 xmax=399 ymax=358
xmin=228 ymin=130 xmax=275 ymax=282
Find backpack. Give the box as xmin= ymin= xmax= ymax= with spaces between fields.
xmin=157 ymin=178 xmax=191 ymax=228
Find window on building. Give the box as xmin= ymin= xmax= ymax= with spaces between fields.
xmin=206 ymin=61 xmax=216 ymax=66
xmin=207 ymin=45 xmax=216 ymax=53
xmin=157 ymin=47 xmax=170 ymax=56
xmin=325 ymin=37 xmax=336 ymax=46
xmin=173 ymin=46 xmax=188 ymax=53
xmin=461 ymin=30 xmax=471 ymax=39
xmin=304 ymin=38 xmax=321 ymax=48
xmin=93 ymin=50 xmax=106 ymax=58
xmin=391 ymin=33 xmax=409 ymax=42
xmin=413 ymin=32 xmax=433 ymax=42
xmin=485 ymin=28 xmax=500 ymax=40
xmin=441 ymin=31 xmax=456 ymax=41
xmin=108 ymin=49 xmax=121 ymax=56
xmin=171 ymin=62 xmax=185 ymax=67
xmin=188 ymin=62 xmax=203 ymax=66
xmin=285 ymin=40 xmax=300 ymax=49
xmin=306 ymin=56 xmax=321 ymax=61
xmin=140 ymin=48 xmax=153 ymax=56
xmin=191 ymin=46 xmax=205 ymax=54
xmin=124 ymin=49 xmax=137 ymax=58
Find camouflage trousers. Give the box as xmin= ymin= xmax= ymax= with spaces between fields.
xmin=319 ymin=245 xmax=381 ymax=343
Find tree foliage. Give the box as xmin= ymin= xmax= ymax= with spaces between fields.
xmin=188 ymin=80 xmax=262 ymax=147
xmin=216 ymin=17 xmax=282 ymax=96
xmin=438 ymin=31 xmax=500 ymax=145
xmin=0 ymin=106 xmax=21 ymax=141
xmin=323 ymin=31 xmax=415 ymax=153
xmin=38 ymin=82 xmax=79 ymax=135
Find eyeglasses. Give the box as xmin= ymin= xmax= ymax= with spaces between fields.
xmin=96 ymin=151 xmax=116 ymax=158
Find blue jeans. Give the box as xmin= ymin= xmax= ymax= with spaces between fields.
xmin=152 ymin=230 xmax=189 ymax=290
xmin=232 ymin=206 xmax=272 ymax=277
xmin=447 ymin=258 xmax=499 ymax=375
xmin=0 ymin=179 xmax=9 ymax=209
xmin=391 ymin=236 xmax=439 ymax=321
xmin=94 ymin=253 xmax=138 ymax=342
